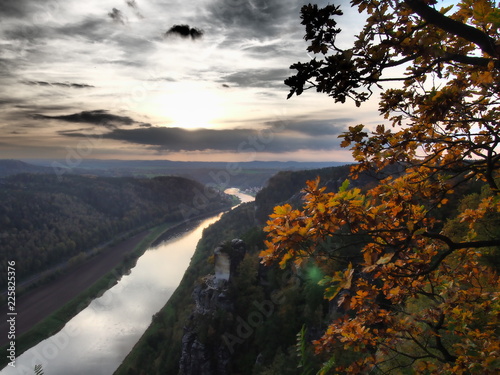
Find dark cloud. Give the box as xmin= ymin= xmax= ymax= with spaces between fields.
xmin=147 ymin=76 xmax=177 ymax=83
xmin=126 ymin=0 xmax=138 ymax=8
xmin=54 ymin=18 xmax=107 ymax=40
xmin=267 ymin=119 xmax=350 ymax=136
xmin=108 ymin=8 xmax=127 ymax=25
xmin=165 ymin=25 xmax=203 ymax=40
xmin=2 ymin=18 xmax=108 ymax=64
xmin=0 ymin=0 xmax=40 ymax=18
xmin=206 ymin=0 xmax=303 ymax=41
xmin=14 ymin=104 xmax=75 ymax=112
xmin=59 ymin=125 xmax=343 ymax=153
xmin=125 ymin=0 xmax=144 ymax=19
xmin=0 ymin=98 xmax=21 ymax=107
xmin=21 ymin=81 xmax=95 ymax=89
xmin=33 ymin=110 xmax=146 ymax=128
xmin=20 ymin=123 xmax=46 ymax=129
xmin=221 ymin=68 xmax=289 ymax=88
xmin=58 ymin=127 xmax=96 ymax=134
xmin=0 ymin=0 xmax=26 ymax=17
xmin=4 ymin=24 xmax=47 ymax=44
xmin=53 ymin=18 xmax=155 ymax=64
xmin=241 ymin=41 xmax=298 ymax=58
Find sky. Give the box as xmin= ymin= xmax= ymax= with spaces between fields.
xmin=0 ymin=0 xmax=382 ymax=162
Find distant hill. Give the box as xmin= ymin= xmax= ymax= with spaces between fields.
xmin=24 ymin=159 xmax=348 ymax=171
xmin=0 ymin=159 xmax=53 ymax=177
xmin=20 ymin=159 xmax=350 ymax=189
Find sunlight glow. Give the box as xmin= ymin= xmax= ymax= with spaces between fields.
xmin=156 ymin=83 xmax=223 ymax=129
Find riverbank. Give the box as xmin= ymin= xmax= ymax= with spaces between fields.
xmin=0 ymin=209 xmax=228 ymax=369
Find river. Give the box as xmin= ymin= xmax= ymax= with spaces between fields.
xmin=2 ymin=189 xmax=254 ymax=375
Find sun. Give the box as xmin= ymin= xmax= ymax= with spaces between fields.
xmin=156 ymin=83 xmax=222 ymax=129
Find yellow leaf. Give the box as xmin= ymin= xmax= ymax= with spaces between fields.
xmin=274 ymin=204 xmax=292 ymax=216
xmin=387 ymin=286 xmax=400 ymax=297
xmin=376 ymin=253 xmax=395 ymax=265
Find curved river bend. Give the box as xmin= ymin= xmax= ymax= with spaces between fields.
xmin=2 ymin=189 xmax=254 ymax=375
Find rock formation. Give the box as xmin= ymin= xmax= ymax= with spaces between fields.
xmin=178 ymin=239 xmax=246 ymax=375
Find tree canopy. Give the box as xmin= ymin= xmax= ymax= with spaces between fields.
xmin=262 ymin=1 xmax=500 ymax=373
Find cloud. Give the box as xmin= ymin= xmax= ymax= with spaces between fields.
xmin=108 ymin=8 xmax=127 ymax=25
xmin=165 ymin=25 xmax=203 ymax=40
xmin=147 ymin=76 xmax=177 ymax=83
xmin=241 ymin=40 xmax=299 ymax=59
xmin=0 ymin=0 xmax=38 ymax=17
xmin=220 ymin=68 xmax=289 ymax=88
xmin=57 ymin=127 xmax=96 ymax=134
xmin=125 ymin=0 xmax=144 ymax=19
xmin=0 ymin=98 xmax=21 ymax=107
xmin=205 ymin=0 xmax=303 ymax=41
xmin=126 ymin=0 xmax=138 ymax=8
xmin=14 ymin=103 xmax=76 ymax=112
xmin=59 ymin=124 xmax=344 ymax=154
xmin=21 ymin=80 xmax=95 ymax=88
xmin=33 ymin=110 xmax=146 ymax=128
xmin=1 ymin=17 xmax=110 ymax=65
xmin=53 ymin=18 xmax=109 ymax=41
xmin=267 ymin=119 xmax=351 ymax=136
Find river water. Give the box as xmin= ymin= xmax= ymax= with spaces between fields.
xmin=2 ymin=189 xmax=254 ymax=375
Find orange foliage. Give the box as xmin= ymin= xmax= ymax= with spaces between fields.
xmin=262 ymin=174 xmax=500 ymax=373
xmin=263 ymin=0 xmax=500 ymax=372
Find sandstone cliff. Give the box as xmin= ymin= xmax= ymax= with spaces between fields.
xmin=178 ymin=239 xmax=246 ymax=375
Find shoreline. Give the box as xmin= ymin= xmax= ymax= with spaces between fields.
xmin=0 ymin=208 xmax=228 ymax=369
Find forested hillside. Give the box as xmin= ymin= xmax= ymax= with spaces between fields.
xmin=0 ymin=174 xmax=232 ymax=287
xmin=253 ymin=164 xmax=405 ymax=223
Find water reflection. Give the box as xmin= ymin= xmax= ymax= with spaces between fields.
xmin=225 ymin=187 xmax=255 ymax=203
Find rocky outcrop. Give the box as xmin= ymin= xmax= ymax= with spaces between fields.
xmin=178 ymin=239 xmax=246 ymax=375
xmin=214 ymin=239 xmax=246 ymax=284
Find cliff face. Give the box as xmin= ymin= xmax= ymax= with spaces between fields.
xmin=178 ymin=239 xmax=246 ymax=375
